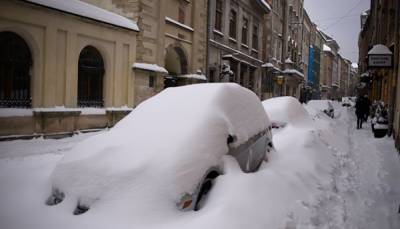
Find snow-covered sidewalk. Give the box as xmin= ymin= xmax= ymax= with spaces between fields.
xmin=295 ymin=104 xmax=400 ymax=228
xmin=0 ymin=103 xmax=399 ymax=229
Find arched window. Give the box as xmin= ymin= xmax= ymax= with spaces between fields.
xmin=0 ymin=32 xmax=32 ymax=108
xmin=78 ymin=46 xmax=104 ymax=107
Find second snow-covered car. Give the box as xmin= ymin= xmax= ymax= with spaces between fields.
xmin=46 ymin=83 xmax=273 ymax=214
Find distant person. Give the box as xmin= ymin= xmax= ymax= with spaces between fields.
xmin=355 ymin=96 xmax=364 ymax=129
xmin=362 ymin=95 xmax=371 ymax=122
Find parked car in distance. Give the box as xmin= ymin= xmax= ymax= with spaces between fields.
xmin=307 ymin=100 xmax=335 ymax=118
xmin=46 ymin=83 xmax=274 ymax=215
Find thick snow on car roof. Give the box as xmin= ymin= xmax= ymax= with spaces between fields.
xmin=262 ymin=96 xmax=312 ymax=127
xmin=51 ymin=83 xmax=269 ymax=206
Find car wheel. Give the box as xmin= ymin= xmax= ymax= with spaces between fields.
xmin=194 ymin=170 xmax=219 ymax=211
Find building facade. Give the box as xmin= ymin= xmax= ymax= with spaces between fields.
xmin=0 ymin=0 xmax=139 ymax=136
xmin=83 ymin=0 xmax=208 ymax=105
xmin=358 ymin=0 xmax=400 ymax=150
xmin=207 ymin=0 xmax=271 ymax=98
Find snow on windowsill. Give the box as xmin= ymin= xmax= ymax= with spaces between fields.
xmin=210 ymin=39 xmax=262 ymax=64
xmin=229 ymin=37 xmax=237 ymax=43
xmin=165 ymin=17 xmax=194 ymax=32
xmin=213 ymin=29 xmax=224 ymax=37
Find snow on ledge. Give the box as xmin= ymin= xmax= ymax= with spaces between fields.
xmin=0 ymin=106 xmax=134 ymax=117
xmin=262 ymin=63 xmax=274 ymax=68
xmin=283 ymin=69 xmax=304 ymax=78
xmin=133 ymin=63 xmax=168 ymax=74
xmin=26 ymin=0 xmax=139 ymax=31
xmin=165 ymin=17 xmax=194 ymax=32
xmin=178 ymin=74 xmax=207 ymax=81
xmin=257 ymin=0 xmax=272 ymax=12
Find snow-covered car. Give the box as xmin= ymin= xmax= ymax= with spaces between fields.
xmin=46 ymin=83 xmax=273 ymax=214
xmin=262 ymin=96 xmax=313 ymax=129
xmin=307 ymin=100 xmax=335 ymax=118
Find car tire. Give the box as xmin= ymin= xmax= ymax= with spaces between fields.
xmin=194 ymin=170 xmax=219 ymax=211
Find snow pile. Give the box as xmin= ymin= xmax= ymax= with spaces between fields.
xmin=51 ymin=83 xmax=269 ymax=212
xmin=262 ymin=96 xmax=313 ymax=128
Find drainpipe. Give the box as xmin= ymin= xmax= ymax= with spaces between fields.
xmin=205 ymin=0 xmax=211 ymax=82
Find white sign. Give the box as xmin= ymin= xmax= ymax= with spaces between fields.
xmin=368 ymin=55 xmax=392 ymax=67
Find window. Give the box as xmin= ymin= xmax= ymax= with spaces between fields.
xmin=215 ymin=0 xmax=223 ymax=31
xmin=0 ymin=32 xmax=32 ymax=108
xmin=209 ymin=69 xmax=216 ymax=82
xmin=179 ymin=7 xmax=185 ymax=24
xmin=229 ymin=9 xmax=237 ymax=39
xmin=242 ymin=17 xmax=248 ymax=45
xmin=149 ymin=75 xmax=155 ymax=88
xmin=78 ymin=46 xmax=104 ymax=107
xmin=252 ymin=25 xmax=258 ymax=50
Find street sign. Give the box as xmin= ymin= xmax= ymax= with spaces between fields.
xmin=368 ymin=55 xmax=393 ymax=68
xmin=367 ymin=44 xmax=393 ymax=68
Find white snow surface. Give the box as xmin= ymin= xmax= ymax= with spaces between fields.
xmin=26 ymin=0 xmax=139 ymax=31
xmin=1 ymin=96 xmax=400 ymax=229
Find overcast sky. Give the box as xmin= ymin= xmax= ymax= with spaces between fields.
xmin=304 ymin=0 xmax=371 ymax=63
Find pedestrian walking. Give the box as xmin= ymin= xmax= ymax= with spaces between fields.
xmin=355 ymin=96 xmax=364 ymax=129
xmin=362 ymin=95 xmax=371 ymax=122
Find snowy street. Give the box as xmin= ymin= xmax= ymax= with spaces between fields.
xmin=0 ymin=101 xmax=400 ymax=229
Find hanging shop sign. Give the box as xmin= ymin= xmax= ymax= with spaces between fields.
xmin=367 ymin=44 xmax=393 ymax=68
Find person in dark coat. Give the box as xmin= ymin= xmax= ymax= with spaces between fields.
xmin=355 ymin=96 xmax=364 ymax=129
xmin=362 ymin=95 xmax=371 ymax=122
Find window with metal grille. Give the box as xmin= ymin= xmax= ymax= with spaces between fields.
xmin=0 ymin=32 xmax=32 ymax=108
xmin=215 ymin=0 xmax=223 ymax=31
xmin=78 ymin=46 xmax=104 ymax=107
xmin=242 ymin=17 xmax=248 ymax=45
xmin=229 ymin=10 xmax=237 ymax=39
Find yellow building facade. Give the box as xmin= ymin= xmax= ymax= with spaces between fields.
xmin=0 ymin=0 xmax=139 ymax=136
